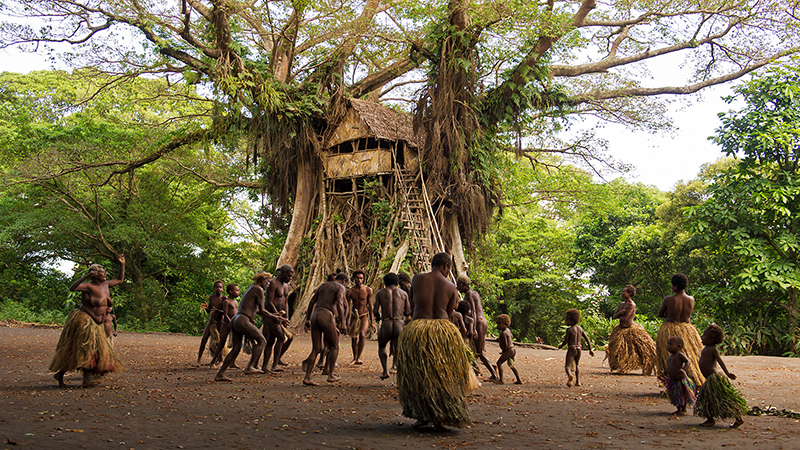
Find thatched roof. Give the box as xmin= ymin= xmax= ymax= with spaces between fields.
xmin=344 ymin=99 xmax=423 ymax=149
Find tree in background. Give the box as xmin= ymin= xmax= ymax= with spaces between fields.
xmin=688 ymin=62 xmax=800 ymax=356
xmin=3 ymin=0 xmax=800 ymax=325
xmin=0 ymin=71 xmax=274 ymax=332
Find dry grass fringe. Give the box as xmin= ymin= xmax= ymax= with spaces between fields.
xmin=48 ymin=309 xmax=123 ymax=375
xmin=396 ymin=319 xmax=478 ymax=428
xmin=656 ymin=322 xmax=706 ymax=387
xmin=608 ymin=323 xmax=656 ymax=375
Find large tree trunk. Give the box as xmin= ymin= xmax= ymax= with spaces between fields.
xmin=277 ymin=158 xmax=317 ymax=268
xmin=447 ymin=213 xmax=468 ymax=277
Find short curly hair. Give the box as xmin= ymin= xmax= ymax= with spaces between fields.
xmin=671 ymin=273 xmax=689 ymax=291
xmin=566 ymin=308 xmax=580 ymax=325
xmin=667 ymin=336 xmax=685 ymax=349
xmin=703 ymin=324 xmax=725 ymax=345
xmin=226 ymin=283 xmax=238 ymax=296
xmin=353 ymin=269 xmax=366 ymax=279
xmin=496 ymin=314 xmax=511 ymax=327
xmin=623 ymin=284 xmax=636 ymax=297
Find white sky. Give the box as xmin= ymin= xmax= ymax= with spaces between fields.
xmin=3 ymin=46 xmax=733 ymax=193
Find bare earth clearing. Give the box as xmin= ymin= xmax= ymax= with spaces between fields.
xmin=0 ymin=324 xmax=798 ymax=449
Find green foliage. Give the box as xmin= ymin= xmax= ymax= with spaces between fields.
xmin=688 ymin=62 xmax=800 ymax=352
xmin=0 ymin=70 xmax=281 ymax=334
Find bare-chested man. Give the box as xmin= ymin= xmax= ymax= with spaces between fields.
xmin=347 ymin=269 xmax=373 ymax=365
xmin=397 ymin=253 xmax=477 ymax=430
xmin=302 ymin=273 xmax=349 ymax=385
xmin=374 ymin=273 xmax=411 ymax=380
xmin=209 ymin=283 xmax=240 ymax=367
xmin=50 ymin=255 xmax=125 ymax=387
xmin=215 ymin=271 xmax=287 ymax=382
xmin=262 ymin=265 xmax=294 ymax=372
xmin=457 ymin=275 xmax=499 ymax=381
xmin=194 ymin=280 xmax=226 ymax=366
xmin=656 ymin=273 xmax=705 ymax=386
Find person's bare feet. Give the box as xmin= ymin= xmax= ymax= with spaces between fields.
xmin=411 ymin=420 xmax=428 ymax=429
xmin=494 ymin=379 xmax=504 ymax=384
xmin=214 ymin=374 xmax=233 ymax=382
xmin=302 ymin=378 xmax=319 ymax=386
xmin=81 ymin=379 xmax=101 ymax=388
xmin=700 ymin=419 xmax=715 ymax=427
xmin=514 ymin=380 xmax=522 ymax=385
xmin=243 ymin=368 xmax=265 ymax=375
xmin=53 ymin=372 xmax=67 ymax=388
xmin=566 ymin=375 xmax=573 ymax=387
xmin=676 ymin=409 xmax=687 ymax=416
xmin=326 ymin=374 xmax=341 ymax=383
xmin=278 ymin=360 xmax=290 ymax=367
xmin=270 ymin=365 xmax=284 ymax=372
xmin=575 ymin=382 xmax=582 ymax=387
xmin=380 ymin=374 xmax=390 ymax=380
xmin=731 ymin=417 xmax=744 ymax=428
xmin=354 ymin=360 xmax=364 ymax=365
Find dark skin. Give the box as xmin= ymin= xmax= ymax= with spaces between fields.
xmin=558 ymin=320 xmax=594 ymax=387
xmin=347 ymin=273 xmax=374 ymax=365
xmin=194 ymin=281 xmax=226 ymax=366
xmin=495 ymin=324 xmax=522 ymax=385
xmin=301 ymin=280 xmax=348 ymax=385
xmin=408 ymin=261 xmax=460 ymax=430
xmin=698 ymin=330 xmax=744 ymax=428
xmin=613 ymin=289 xmax=636 ymax=328
xmin=658 ymin=286 xmax=695 ymax=323
xmin=103 ymin=307 xmax=117 ymax=338
xmin=316 ymin=286 xmax=350 ymax=373
xmin=451 ymin=310 xmax=467 ymax=338
xmin=60 ymin=255 xmax=125 ymax=387
xmin=665 ymin=338 xmax=690 ymax=415
xmin=214 ymin=277 xmax=287 ymax=382
xmin=374 ymin=283 xmax=410 ymax=379
xmin=263 ymin=268 xmax=294 ymax=372
xmin=458 ymin=279 xmax=498 ymax=380
xmin=209 ymin=285 xmax=240 ymax=367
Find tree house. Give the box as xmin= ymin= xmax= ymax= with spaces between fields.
xmin=320 ymin=99 xmax=440 ymax=277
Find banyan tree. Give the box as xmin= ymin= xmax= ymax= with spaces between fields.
xmin=3 ymin=0 xmax=800 ymax=327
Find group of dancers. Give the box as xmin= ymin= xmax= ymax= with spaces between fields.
xmin=600 ymin=274 xmax=747 ymax=428
xmin=47 ymin=254 xmax=748 ymax=431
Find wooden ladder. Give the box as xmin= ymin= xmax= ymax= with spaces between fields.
xmin=396 ymin=167 xmax=435 ymax=272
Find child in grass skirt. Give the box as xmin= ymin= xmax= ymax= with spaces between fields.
xmin=658 ymin=336 xmax=696 ymax=416
xmin=695 ymin=324 xmax=746 ymax=428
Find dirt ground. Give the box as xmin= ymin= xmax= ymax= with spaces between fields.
xmin=0 ymin=324 xmax=798 ymax=450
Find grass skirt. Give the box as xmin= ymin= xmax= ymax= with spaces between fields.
xmin=608 ymin=323 xmax=656 ymax=375
xmin=49 ymin=309 xmax=123 ymax=376
xmin=658 ymin=374 xmax=697 ymax=408
xmin=207 ymin=316 xmax=221 ymax=356
xmin=656 ymin=322 xmax=705 ymax=386
xmin=694 ymin=372 xmax=747 ymax=420
xmin=396 ymin=319 xmax=480 ymax=428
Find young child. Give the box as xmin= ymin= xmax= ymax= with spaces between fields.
xmin=658 ymin=336 xmax=697 ymax=416
xmin=103 ymin=306 xmax=118 ymax=341
xmin=557 ymin=309 xmax=594 ymax=387
xmin=209 ymin=283 xmax=240 ymax=367
xmin=695 ymin=325 xmax=746 ymax=428
xmin=494 ymin=314 xmax=522 ymax=384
